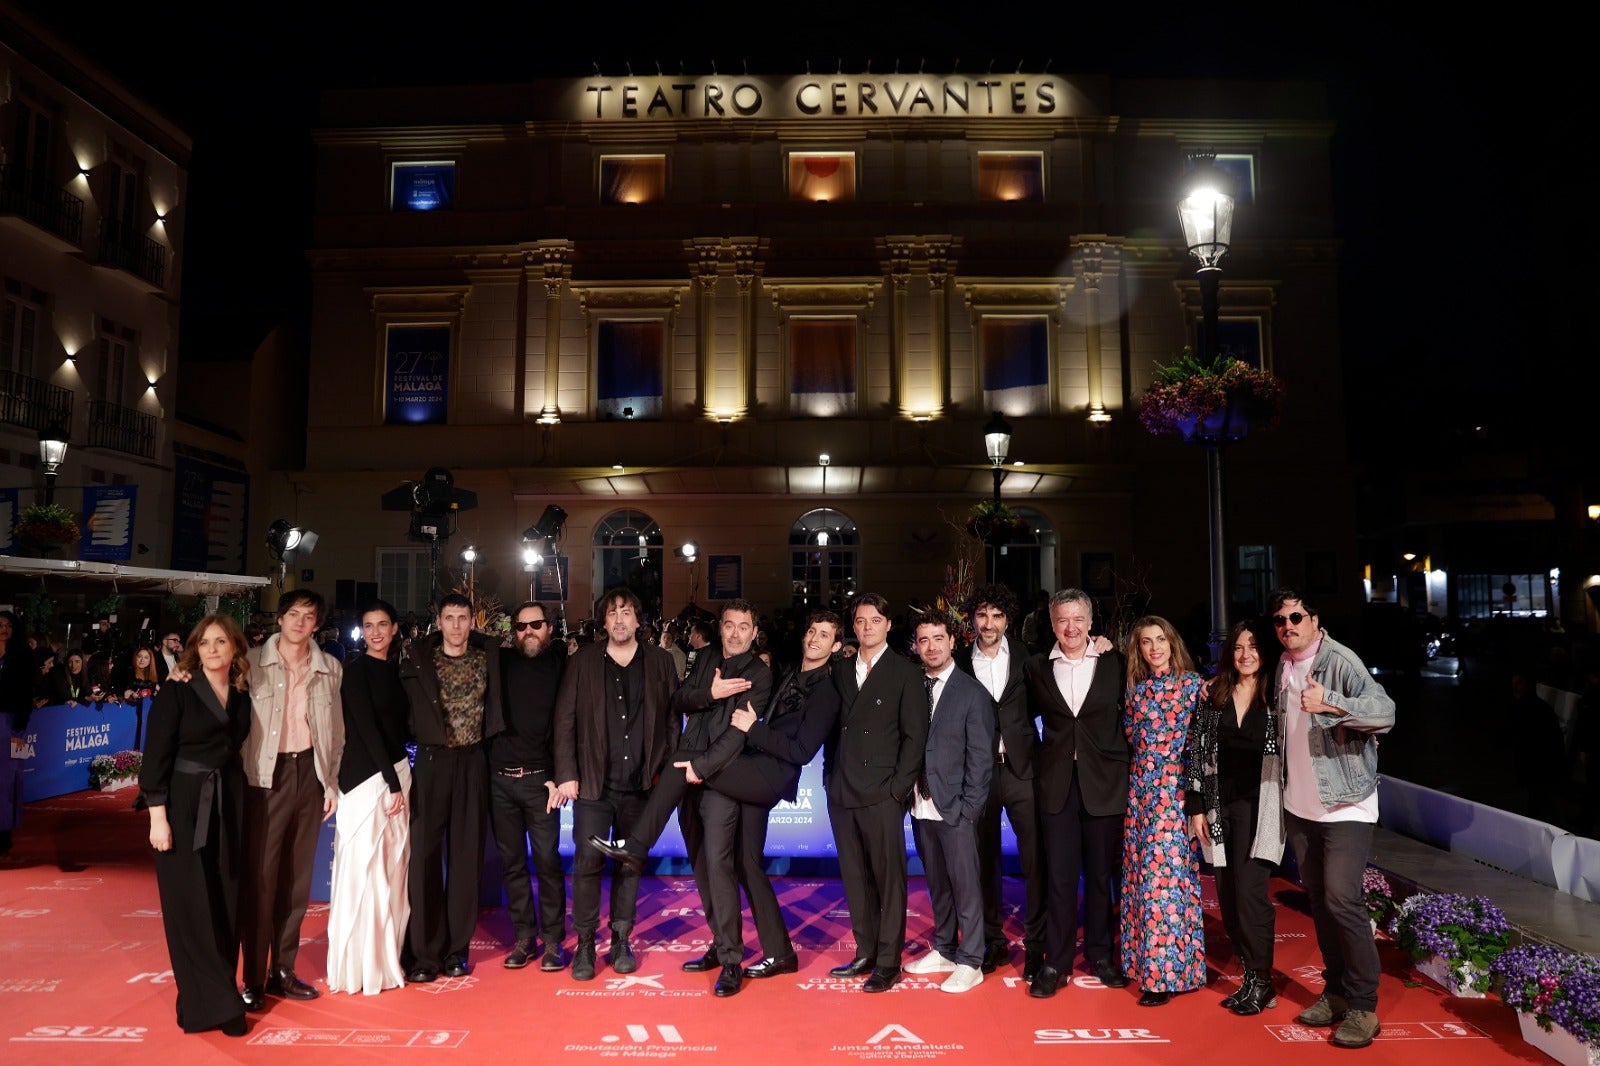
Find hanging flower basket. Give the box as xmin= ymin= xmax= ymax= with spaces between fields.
xmin=965 ymin=500 xmax=1028 ymax=545
xmin=13 ymin=502 xmax=80 ymax=556
xmin=1139 ymin=350 xmax=1284 ymax=442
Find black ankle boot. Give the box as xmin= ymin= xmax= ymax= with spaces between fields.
xmin=572 ymin=935 xmax=597 ymax=981
xmin=1230 ymin=969 xmax=1278 ymax=1016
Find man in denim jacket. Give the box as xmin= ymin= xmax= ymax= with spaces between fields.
xmin=1270 ymin=588 xmax=1394 ymax=1050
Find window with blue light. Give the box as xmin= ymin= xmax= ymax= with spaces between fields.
xmin=391 ymin=162 xmax=456 ymax=212
xmin=597 ymin=321 xmax=664 ymax=420
xmin=1214 ymin=154 xmax=1255 ymax=206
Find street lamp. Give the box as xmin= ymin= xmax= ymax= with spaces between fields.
xmin=1177 ymin=153 xmax=1238 ymax=663
xmin=38 ymin=421 xmax=69 ymax=505
xmin=983 ymin=412 xmax=1012 ymax=503
xmin=818 ymin=454 xmax=833 ymax=606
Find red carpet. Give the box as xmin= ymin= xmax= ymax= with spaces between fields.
xmin=2 ymin=789 xmax=1533 ymax=1064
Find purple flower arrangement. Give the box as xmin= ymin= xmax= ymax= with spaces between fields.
xmin=1138 ymin=350 xmax=1284 ymax=438
xmin=88 ymin=750 xmax=142 ymax=788
xmin=1389 ymin=892 xmax=1510 ymax=993
xmin=1363 ymin=866 xmax=1393 ymax=923
xmin=1493 ymin=943 xmax=1600 ymax=1047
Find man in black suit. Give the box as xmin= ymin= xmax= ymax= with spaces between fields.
xmin=1023 ymin=588 xmax=1131 ymax=998
xmin=956 ymin=582 xmax=1047 ymax=981
xmin=826 ymin=593 xmax=928 ymax=993
xmin=903 ymin=613 xmax=993 ymax=994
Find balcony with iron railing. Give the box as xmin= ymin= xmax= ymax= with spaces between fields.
xmin=87 ymin=398 xmax=157 ymax=459
xmin=98 ymin=223 xmax=167 ymax=289
xmin=0 ymin=368 xmax=74 ymax=434
xmin=0 ymin=164 xmax=85 ymax=245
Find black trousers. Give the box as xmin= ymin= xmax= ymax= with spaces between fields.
xmin=1038 ymin=773 xmax=1122 ymax=970
xmin=696 ymin=789 xmax=752 ymax=965
xmin=913 ymin=815 xmax=985 ymax=968
xmin=487 ymin=768 xmax=565 ymax=946
xmin=1286 ymin=813 xmax=1379 ymax=1011
xmin=1214 ymin=796 xmax=1276 ymax=971
xmin=571 ymin=786 xmax=649 ymax=937
xmin=408 ymin=743 xmax=487 ymax=971
xmin=240 ymin=749 xmax=322 ymax=987
xmin=827 ymin=798 xmax=908 ymax=968
xmin=735 ymin=798 xmax=791 ymax=959
xmin=978 ymin=759 xmax=1046 ymax=952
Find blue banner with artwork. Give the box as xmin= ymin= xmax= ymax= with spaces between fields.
xmin=16 ymin=699 xmax=143 ymax=802
xmin=171 ymin=455 xmax=249 ymax=573
xmin=385 ymin=326 xmax=451 ymax=425
xmin=0 ymin=487 xmax=18 ymax=556
xmin=80 ymin=485 xmax=136 ymax=562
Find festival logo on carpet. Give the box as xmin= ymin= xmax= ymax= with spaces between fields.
xmin=0 ymin=978 xmax=61 ymax=993
xmin=10 ymin=1024 xmax=146 ymax=1043
xmin=1264 ymin=1022 xmax=1488 ymax=1043
xmin=410 ymin=974 xmax=479 ymax=995
xmin=23 ymin=877 xmax=103 ymax=892
xmin=828 ymin=1024 xmax=965 ymax=1059
xmin=564 ymin=1023 xmax=721 ymax=1056
xmin=1034 ymin=1027 xmax=1169 ymax=1045
xmin=248 ymin=1028 xmax=469 ymax=1047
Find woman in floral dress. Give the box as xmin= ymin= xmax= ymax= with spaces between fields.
xmin=1119 ymin=615 xmax=1206 ymax=1006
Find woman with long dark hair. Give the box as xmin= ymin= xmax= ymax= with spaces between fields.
xmin=1119 ymin=615 xmax=1207 ymax=1007
xmin=139 ymin=614 xmax=253 ymax=1037
xmin=1185 ymin=619 xmax=1285 ymax=1015
xmin=326 ymin=600 xmax=413 ymax=994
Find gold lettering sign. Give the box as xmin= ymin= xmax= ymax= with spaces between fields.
xmin=565 ymin=76 xmax=1076 ymax=121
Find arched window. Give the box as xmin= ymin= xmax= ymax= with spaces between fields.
xmin=592 ymin=509 xmax=664 ymax=617
xmin=993 ymin=506 xmax=1057 ymax=597
xmin=790 ymin=507 xmax=859 ymax=610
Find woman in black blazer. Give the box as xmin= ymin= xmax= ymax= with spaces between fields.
xmin=139 ymin=615 xmax=253 ymax=1037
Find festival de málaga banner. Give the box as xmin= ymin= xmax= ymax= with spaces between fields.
xmin=171 ymin=455 xmax=249 ymax=573
xmin=0 ymin=488 xmax=17 ymax=556
xmin=79 ymin=485 xmax=137 ymax=562
xmin=384 ymin=325 xmax=451 ymax=425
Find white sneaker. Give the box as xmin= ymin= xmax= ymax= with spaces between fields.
xmin=904 ymin=950 xmax=957 ymax=975
xmin=941 ymin=964 xmax=983 ymax=993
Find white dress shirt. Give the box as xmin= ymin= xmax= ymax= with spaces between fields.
xmin=911 ymin=661 xmax=955 ymax=822
xmin=1049 ymin=642 xmax=1099 ymax=716
xmin=972 ymin=639 xmax=1009 ymax=754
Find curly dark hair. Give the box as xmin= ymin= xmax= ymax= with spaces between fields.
xmin=965 ymin=583 xmax=1018 ymax=622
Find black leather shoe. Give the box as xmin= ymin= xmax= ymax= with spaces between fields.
xmin=1028 ymin=964 xmax=1061 ymax=998
xmin=981 ymin=941 xmax=1007 ymax=974
xmin=505 ymin=940 xmax=536 ymax=969
xmin=744 ymin=954 xmax=799 ymax=978
xmin=540 ymin=944 xmax=567 ymax=972
xmin=829 ymin=957 xmax=873 ymax=978
xmin=714 ymin=963 xmax=743 ymax=997
xmin=442 ymin=957 xmax=470 ymax=978
xmin=589 ymin=835 xmax=645 ymax=871
xmin=1091 ymin=959 xmax=1129 ymax=988
xmin=1023 ymin=947 xmax=1044 ymax=983
xmin=1139 ymin=989 xmax=1171 ymax=1006
xmin=611 ymin=936 xmax=637 ymax=974
xmin=682 ymin=951 xmax=720 ymax=973
xmin=572 ymin=937 xmax=597 ymax=981
xmin=266 ymin=969 xmax=319 ymax=1000
xmin=239 ymin=987 xmax=266 ymax=1012
xmin=406 ymin=967 xmax=437 ymax=984
xmin=862 ymin=966 xmax=900 ymax=993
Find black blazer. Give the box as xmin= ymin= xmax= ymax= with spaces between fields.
xmin=733 ymin=663 xmax=841 ymax=806
xmin=954 ymin=635 xmax=1034 ymax=778
xmin=1024 ymin=648 xmax=1129 ymax=817
xmin=672 ymin=645 xmax=773 ymax=776
xmin=828 ymin=647 xmax=928 ymax=808
xmin=922 ymin=667 xmax=994 ymax=825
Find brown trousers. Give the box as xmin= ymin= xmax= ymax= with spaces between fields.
xmin=240 ymin=750 xmax=323 ymax=988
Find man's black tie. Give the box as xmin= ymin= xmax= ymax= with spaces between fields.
xmin=916 ymin=675 xmax=937 ymax=801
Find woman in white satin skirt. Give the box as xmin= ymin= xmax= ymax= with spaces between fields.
xmin=326 ymin=601 xmax=413 ymax=994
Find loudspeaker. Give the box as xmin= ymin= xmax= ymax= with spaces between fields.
xmin=356 ymin=581 xmax=378 ymax=606
xmin=335 ymin=579 xmax=356 ymax=610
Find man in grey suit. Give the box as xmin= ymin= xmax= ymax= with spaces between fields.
xmin=903 ymin=613 xmax=994 ymax=993
xmin=826 ymin=593 xmax=928 ymax=993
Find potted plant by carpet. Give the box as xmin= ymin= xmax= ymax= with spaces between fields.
xmin=13 ymin=502 xmax=80 ymax=554
xmin=1363 ymin=866 xmax=1394 ymax=936
xmin=1138 ymin=349 xmax=1284 ymax=442
xmin=1492 ymin=943 xmax=1600 ymax=1066
xmin=1389 ymin=891 xmax=1510 ymax=997
xmin=88 ymin=750 xmax=142 ymax=792
xmin=965 ymin=499 xmax=1029 ymax=544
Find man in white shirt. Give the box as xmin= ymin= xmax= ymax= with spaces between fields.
xmin=1270 ymin=588 xmax=1394 ymax=1050
xmin=1021 ymin=589 xmax=1130 ymax=998
xmin=903 ymin=614 xmax=993 ymax=993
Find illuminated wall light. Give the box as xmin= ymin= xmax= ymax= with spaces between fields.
xmin=1012 ymin=460 xmax=1023 ymax=467
xmin=1588 ymin=504 xmax=1600 ymax=521
xmin=611 ymin=464 xmax=623 ymax=471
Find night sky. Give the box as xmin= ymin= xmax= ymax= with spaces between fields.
xmin=13 ymin=4 xmax=1591 ymax=473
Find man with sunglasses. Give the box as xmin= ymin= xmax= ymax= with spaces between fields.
xmin=1268 ymin=588 xmax=1395 ymax=1050
xmin=489 ymin=602 xmax=569 ymax=972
